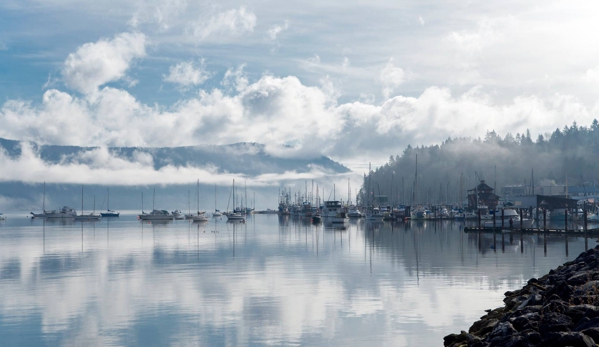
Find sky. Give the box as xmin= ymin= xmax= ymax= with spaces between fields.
xmin=1 ymin=0 xmax=599 ymax=176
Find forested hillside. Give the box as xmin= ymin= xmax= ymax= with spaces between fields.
xmin=359 ymin=120 xmax=599 ymax=205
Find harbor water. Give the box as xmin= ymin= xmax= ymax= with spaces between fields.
xmin=0 ymin=213 xmax=594 ymax=346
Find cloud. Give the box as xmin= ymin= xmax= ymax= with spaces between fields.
xmin=189 ymin=7 xmax=256 ymax=41
xmin=62 ymin=32 xmax=146 ymax=94
xmin=129 ymin=0 xmax=188 ymax=30
xmin=267 ymin=21 xmax=288 ymax=41
xmin=2 ymin=69 xmax=598 ymax=173
xmin=222 ymin=64 xmax=248 ymax=93
xmin=163 ymin=59 xmax=210 ymax=88
xmin=0 ymin=142 xmax=347 ymax=187
xmin=380 ymin=58 xmax=405 ymax=99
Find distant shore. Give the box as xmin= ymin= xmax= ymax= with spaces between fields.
xmin=444 ymin=245 xmax=599 ymax=347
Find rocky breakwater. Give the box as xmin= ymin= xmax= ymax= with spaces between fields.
xmin=444 ymin=245 xmax=599 ymax=347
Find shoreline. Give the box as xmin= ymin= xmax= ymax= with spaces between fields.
xmin=444 ymin=245 xmax=599 ymax=347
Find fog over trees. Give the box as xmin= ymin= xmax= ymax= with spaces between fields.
xmin=358 ymin=120 xmax=599 ymax=206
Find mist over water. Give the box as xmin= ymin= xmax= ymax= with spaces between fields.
xmin=0 ymin=214 xmax=592 ymax=346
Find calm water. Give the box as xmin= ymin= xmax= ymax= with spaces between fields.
xmin=0 ymin=213 xmax=594 ymax=346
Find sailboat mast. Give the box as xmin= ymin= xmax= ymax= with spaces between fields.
xmin=107 ymin=188 xmax=110 ymax=211
xmin=197 ymin=179 xmax=200 ymax=213
xmin=43 ymin=182 xmax=46 ymax=212
xmin=215 ymin=184 xmax=217 ymax=211
xmin=81 ymin=185 xmax=84 ymax=215
xmin=153 ymin=188 xmax=155 ymax=211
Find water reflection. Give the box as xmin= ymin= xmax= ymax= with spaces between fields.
xmin=0 ymin=215 xmax=595 ymax=346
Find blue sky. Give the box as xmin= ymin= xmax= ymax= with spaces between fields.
xmin=1 ymin=0 xmax=599 ymax=177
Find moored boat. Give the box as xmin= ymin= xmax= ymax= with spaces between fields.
xmin=139 ymin=209 xmax=174 ymax=221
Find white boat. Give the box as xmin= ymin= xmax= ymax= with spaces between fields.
xmin=226 ymin=212 xmax=246 ymax=222
xmin=411 ymin=208 xmax=427 ymax=220
xmin=483 ymin=209 xmax=532 ymax=228
xmin=171 ymin=210 xmax=185 ymax=220
xmin=139 ymin=209 xmax=174 ymax=221
xmin=74 ymin=186 xmax=101 ymax=221
xmin=46 ymin=206 xmax=78 ymax=218
xmin=366 ymin=207 xmax=384 ymax=221
xmin=331 ymin=211 xmax=349 ymax=224
xmin=323 ymin=201 xmax=343 ymax=218
xmin=213 ymin=184 xmax=222 ymax=217
xmin=188 ymin=179 xmax=209 ymax=222
xmin=589 ymin=212 xmax=599 ymax=223
xmin=139 ymin=189 xmax=173 ymax=221
xmin=226 ymin=179 xmax=246 ymax=222
xmin=0 ymin=213 xmax=5 ymax=221
xmin=347 ymin=207 xmax=362 ymax=218
xmin=31 ymin=182 xmax=49 ymax=218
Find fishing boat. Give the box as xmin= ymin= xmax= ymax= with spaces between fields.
xmin=312 ymin=213 xmax=322 ymax=223
xmin=101 ymin=188 xmax=120 ymax=217
xmin=331 ymin=211 xmax=349 ymax=224
xmin=347 ymin=206 xmax=363 ymax=218
xmin=365 ymin=207 xmax=384 ymax=221
xmin=323 ymin=200 xmax=342 ymax=218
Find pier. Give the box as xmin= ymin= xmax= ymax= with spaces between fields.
xmin=464 ymin=226 xmax=599 ymax=236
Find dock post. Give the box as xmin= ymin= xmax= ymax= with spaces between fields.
xmin=565 ymin=233 xmax=569 ymax=257
xmin=585 ymin=208 xmax=588 ymax=251
xmin=493 ymin=209 xmax=496 ymax=230
xmin=519 ymin=209 xmax=523 ymax=231
xmin=501 ymin=209 xmax=504 ymax=228
xmin=478 ymin=209 xmax=481 ymax=228
xmin=544 ymin=208 xmax=547 ymax=232
xmin=584 ymin=209 xmax=588 ymax=233
xmin=501 ymin=232 xmax=505 ymax=253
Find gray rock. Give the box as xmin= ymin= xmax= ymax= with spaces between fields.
xmin=547 ymin=331 xmax=595 ymax=347
xmin=539 ymin=313 xmax=572 ymax=338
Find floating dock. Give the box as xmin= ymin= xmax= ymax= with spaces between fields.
xmin=464 ymin=226 xmax=599 ymax=236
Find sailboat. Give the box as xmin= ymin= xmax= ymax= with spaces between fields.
xmin=226 ymin=179 xmax=246 ymax=222
xmin=212 ymin=184 xmax=223 ymax=217
xmin=101 ymin=188 xmax=120 ymax=217
xmin=31 ymin=182 xmax=48 ymax=218
xmin=190 ymin=180 xmax=209 ymax=222
xmin=74 ymin=186 xmax=101 ymax=221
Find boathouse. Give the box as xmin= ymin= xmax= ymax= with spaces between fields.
xmin=467 ymin=180 xmax=500 ymax=210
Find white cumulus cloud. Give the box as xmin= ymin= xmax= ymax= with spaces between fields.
xmin=380 ymin=58 xmax=405 ymax=99
xmin=163 ymin=59 xmax=210 ymax=88
xmin=190 ymin=7 xmax=256 ymax=41
xmin=62 ymin=32 xmax=146 ymax=95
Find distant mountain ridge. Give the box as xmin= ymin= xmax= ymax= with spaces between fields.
xmin=0 ymin=138 xmax=350 ymax=175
